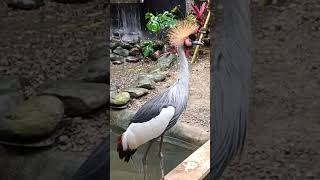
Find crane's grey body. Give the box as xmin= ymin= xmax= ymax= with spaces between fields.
xmin=126 ymin=45 xmax=189 ymax=180
xmin=130 ymin=45 xmax=189 ymax=131
xmin=211 ymin=0 xmax=253 ymax=179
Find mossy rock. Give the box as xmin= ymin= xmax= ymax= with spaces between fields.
xmin=110 ymin=92 xmax=130 ymax=106
xmin=0 ymin=96 xmax=64 ymax=141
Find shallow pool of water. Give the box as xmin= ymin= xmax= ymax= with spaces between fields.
xmin=110 ymin=126 xmax=197 ymax=180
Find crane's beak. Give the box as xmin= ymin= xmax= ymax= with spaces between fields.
xmin=191 ymin=40 xmax=204 ymax=46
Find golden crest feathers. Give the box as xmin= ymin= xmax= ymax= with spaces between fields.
xmin=168 ymin=20 xmax=199 ymax=46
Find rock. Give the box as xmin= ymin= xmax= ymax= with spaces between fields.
xmin=0 ymin=76 xmax=24 ymax=116
xmin=121 ymin=33 xmax=140 ymax=44
xmin=134 ymin=44 xmax=142 ymax=51
xmin=156 ymin=53 xmax=177 ymax=70
xmin=0 ymin=76 xmax=22 ymax=91
xmin=151 ymin=50 xmax=161 ymax=61
xmin=129 ymin=47 xmax=141 ymax=56
xmin=41 ymin=81 xmax=108 ymax=116
xmin=167 ymin=122 xmax=209 ymax=146
xmin=0 ymin=91 xmax=24 ymax=116
xmin=0 ymin=96 xmax=64 ymax=141
xmin=138 ymin=73 xmax=166 ymax=83
xmin=110 ymin=92 xmax=130 ymax=106
xmin=110 ymin=42 xmax=120 ymax=50
xmin=148 ymin=67 xmax=162 ymax=74
xmin=110 ymin=84 xmax=117 ymax=92
xmin=58 ymin=135 xmax=70 ymax=144
xmin=126 ymin=56 xmax=142 ymax=63
xmin=67 ymin=42 xmax=108 ymax=83
xmin=112 ymin=60 xmax=124 ymax=65
xmin=110 ymin=54 xmax=125 ymax=62
xmin=122 ymin=87 xmax=148 ymax=98
xmin=110 ymin=109 xmax=136 ymax=129
xmin=134 ymin=77 xmax=155 ymax=90
xmin=68 ymin=56 xmax=107 ymax=83
xmin=7 ymin=0 xmax=44 ymax=10
xmin=153 ymin=40 xmax=165 ymax=51
xmin=87 ymin=42 xmax=107 ymax=61
xmin=120 ymin=43 xmax=134 ymax=50
xmin=75 ymin=137 xmax=86 ymax=145
xmin=113 ymin=47 xmax=129 ymax=57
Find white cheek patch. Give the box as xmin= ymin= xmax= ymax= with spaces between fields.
xmin=124 ymin=106 xmax=175 ymax=150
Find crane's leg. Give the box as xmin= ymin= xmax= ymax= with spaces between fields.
xmin=142 ymin=139 xmax=154 ymax=180
xmin=159 ymin=135 xmax=165 ymax=180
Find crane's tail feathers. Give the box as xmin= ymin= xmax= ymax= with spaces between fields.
xmin=73 ymin=138 xmax=108 ymax=180
xmin=117 ymin=135 xmax=136 ymax=162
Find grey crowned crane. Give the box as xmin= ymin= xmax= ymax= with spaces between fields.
xmin=117 ymin=20 xmax=203 ymax=180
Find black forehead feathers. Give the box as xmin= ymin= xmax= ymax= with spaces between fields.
xmin=188 ymin=33 xmax=197 ymax=41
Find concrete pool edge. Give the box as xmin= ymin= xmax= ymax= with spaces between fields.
xmin=165 ymin=140 xmax=210 ymax=180
xmin=110 ymin=109 xmax=209 ymax=146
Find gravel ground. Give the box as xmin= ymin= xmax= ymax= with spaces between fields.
xmin=220 ymin=1 xmax=320 ymax=179
xmin=0 ymin=0 xmax=107 ymax=152
xmin=111 ymin=48 xmax=210 ymax=131
xmin=0 ymin=0 xmax=106 ymax=97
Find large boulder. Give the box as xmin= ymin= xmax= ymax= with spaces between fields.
xmin=41 ymin=81 xmax=108 ymax=116
xmin=0 ymin=96 xmax=64 ymax=141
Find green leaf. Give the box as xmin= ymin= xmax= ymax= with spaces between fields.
xmin=142 ymin=41 xmax=155 ymax=57
xmin=146 ymin=21 xmax=160 ymax=32
xmin=145 ymin=12 xmax=154 ymax=20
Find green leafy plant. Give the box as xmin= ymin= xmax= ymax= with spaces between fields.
xmin=142 ymin=40 xmax=155 ymax=57
xmin=145 ymin=10 xmax=177 ymax=33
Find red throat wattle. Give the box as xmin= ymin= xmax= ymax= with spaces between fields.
xmin=184 ymin=49 xmax=190 ymax=57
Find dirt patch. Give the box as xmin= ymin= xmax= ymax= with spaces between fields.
xmin=111 ymin=48 xmax=210 ymax=131
xmin=221 ymin=1 xmax=320 ymax=179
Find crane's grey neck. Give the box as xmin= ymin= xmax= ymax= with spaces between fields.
xmin=177 ymin=45 xmax=189 ymax=83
